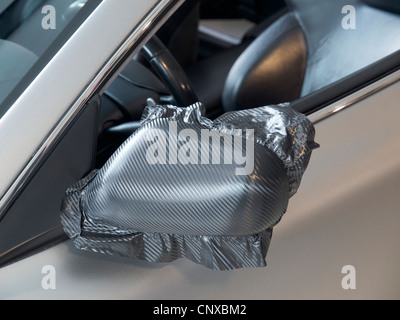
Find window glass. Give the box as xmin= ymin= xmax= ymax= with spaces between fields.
xmin=0 ymin=0 xmax=102 ymax=117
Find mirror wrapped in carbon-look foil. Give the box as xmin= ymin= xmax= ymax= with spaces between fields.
xmin=61 ymin=102 xmax=319 ymax=270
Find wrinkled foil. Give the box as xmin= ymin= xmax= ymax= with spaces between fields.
xmin=61 ymin=102 xmax=318 ymax=270
xmin=213 ymin=103 xmax=319 ymax=197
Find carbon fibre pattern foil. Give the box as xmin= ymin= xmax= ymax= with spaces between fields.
xmin=62 ymin=174 xmax=272 ymax=270
xmin=214 ymin=102 xmax=319 ymax=197
xmin=61 ymin=102 xmax=318 ymax=270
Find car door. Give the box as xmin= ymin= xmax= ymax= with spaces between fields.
xmin=0 ymin=0 xmax=399 ymax=300
xmin=0 ymin=0 xmax=183 ymax=286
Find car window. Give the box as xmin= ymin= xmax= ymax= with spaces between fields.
xmin=0 ymin=0 xmax=102 ymax=118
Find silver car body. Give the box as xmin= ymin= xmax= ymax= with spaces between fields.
xmin=0 ymin=0 xmax=399 ymax=299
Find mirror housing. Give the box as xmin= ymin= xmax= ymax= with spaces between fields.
xmin=61 ymin=102 xmax=318 ymax=270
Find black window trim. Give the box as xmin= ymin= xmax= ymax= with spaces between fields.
xmin=291 ymin=49 xmax=400 ymax=118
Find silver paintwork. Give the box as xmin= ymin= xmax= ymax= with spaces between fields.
xmin=0 ymin=74 xmax=399 ymax=299
xmin=309 ymin=69 xmax=400 ymax=124
xmin=0 ymin=0 xmax=399 ymax=299
xmin=0 ymin=0 xmax=183 ymax=218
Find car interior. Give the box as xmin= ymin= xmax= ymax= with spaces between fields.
xmin=0 ymin=0 xmax=400 ymax=265
xmin=96 ymin=0 xmax=400 ymax=167
xmin=1 ymin=0 xmax=400 ymax=166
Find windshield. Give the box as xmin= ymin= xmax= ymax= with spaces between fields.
xmin=0 ymin=0 xmax=101 ymax=117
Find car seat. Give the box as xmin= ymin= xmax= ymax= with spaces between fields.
xmin=188 ymin=0 xmax=400 ymax=114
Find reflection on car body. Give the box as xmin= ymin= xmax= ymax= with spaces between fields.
xmin=0 ymin=0 xmax=399 ymax=300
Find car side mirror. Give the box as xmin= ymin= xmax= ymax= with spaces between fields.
xmin=61 ymin=102 xmax=318 ymax=270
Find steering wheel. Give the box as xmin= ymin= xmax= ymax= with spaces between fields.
xmin=140 ymin=36 xmax=198 ymax=108
xmin=97 ymin=36 xmax=199 ymax=166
